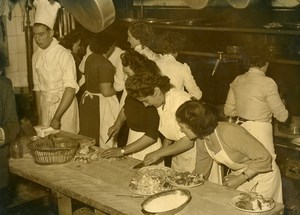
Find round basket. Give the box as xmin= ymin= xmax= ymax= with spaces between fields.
xmin=28 ymin=137 xmax=79 ymax=165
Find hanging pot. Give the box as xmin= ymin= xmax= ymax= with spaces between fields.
xmin=59 ymin=0 xmax=115 ymax=33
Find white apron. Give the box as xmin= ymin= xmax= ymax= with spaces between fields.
xmin=171 ymin=143 xmax=197 ymax=173
xmin=239 ymin=121 xmax=276 ymax=159
xmin=82 ymin=91 xmax=119 ymax=149
xmin=40 ymin=90 xmax=79 ymax=134
xmin=205 ymin=130 xmax=283 ymax=202
xmin=127 ymin=129 xmax=163 ymax=164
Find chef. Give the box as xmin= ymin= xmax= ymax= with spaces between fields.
xmin=32 ymin=0 xmax=79 ymax=133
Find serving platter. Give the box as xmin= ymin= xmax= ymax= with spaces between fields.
xmin=138 ymin=166 xmax=175 ymax=177
xmin=230 ymin=195 xmax=275 ymax=213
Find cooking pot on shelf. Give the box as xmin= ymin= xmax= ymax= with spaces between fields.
xmin=59 ymin=0 xmax=115 ymax=33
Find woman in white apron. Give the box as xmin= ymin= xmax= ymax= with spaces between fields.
xmin=79 ymin=34 xmax=119 ymax=148
xmin=176 ymin=100 xmax=282 ymax=203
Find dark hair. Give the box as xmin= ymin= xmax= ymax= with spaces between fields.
xmin=89 ymin=32 xmax=115 ymax=55
xmin=176 ymin=100 xmax=218 ymax=138
xmin=121 ymin=49 xmax=160 ymax=75
xmin=60 ymin=30 xmax=82 ymax=50
xmin=157 ymin=31 xmax=185 ymax=54
xmin=128 ymin=21 xmax=154 ymax=47
xmin=125 ymin=72 xmax=171 ymax=98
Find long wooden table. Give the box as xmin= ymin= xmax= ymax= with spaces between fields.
xmin=9 ymin=152 xmax=285 ymax=215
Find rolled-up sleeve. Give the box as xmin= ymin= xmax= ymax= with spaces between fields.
xmin=59 ymin=50 xmax=79 ymax=93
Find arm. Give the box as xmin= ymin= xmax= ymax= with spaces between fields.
xmin=143 ymin=136 xmax=194 ymax=165
xmin=50 ymin=87 xmax=76 ymax=129
xmin=99 ymin=82 xmax=116 ymax=97
xmin=266 ymin=80 xmax=288 ymax=123
xmin=224 ymin=86 xmax=237 ymax=117
xmin=101 ymin=135 xmax=156 ymax=158
xmin=182 ymin=63 xmax=202 ymax=99
xmin=107 ymin=107 xmax=126 ymax=138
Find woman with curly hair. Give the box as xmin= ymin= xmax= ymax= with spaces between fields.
xmin=175 ymin=100 xmax=282 ymax=202
xmin=127 ymin=21 xmax=159 ymax=61
xmin=125 ymin=72 xmax=196 ymax=172
xmin=101 ymin=49 xmax=163 ymax=161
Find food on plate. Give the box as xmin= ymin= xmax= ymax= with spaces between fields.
xmin=74 ymin=146 xmax=99 ymax=163
xmin=168 ymin=172 xmax=204 ymax=187
xmin=138 ymin=166 xmax=175 ymax=178
xmin=234 ymin=192 xmax=275 ymax=211
xmin=129 ymin=175 xmax=172 ymax=195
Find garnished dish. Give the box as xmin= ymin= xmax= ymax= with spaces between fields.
xmin=231 ymin=192 xmax=275 ymax=213
xmin=74 ymin=146 xmax=99 ymax=164
xmin=129 ymin=174 xmax=172 ymax=196
xmin=168 ymin=172 xmax=205 ymax=188
xmin=138 ymin=166 xmax=175 ymax=178
xmin=130 ymin=166 xmax=175 ymax=195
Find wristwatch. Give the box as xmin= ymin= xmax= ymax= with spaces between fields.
xmin=120 ymin=147 xmax=126 ymax=155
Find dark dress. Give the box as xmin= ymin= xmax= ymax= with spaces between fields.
xmin=0 ymin=76 xmax=20 ymax=213
xmin=79 ymin=53 xmax=115 ymax=145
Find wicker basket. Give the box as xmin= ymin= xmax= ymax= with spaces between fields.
xmin=28 ymin=137 xmax=79 ymax=165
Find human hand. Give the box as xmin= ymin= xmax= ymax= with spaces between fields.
xmin=50 ymin=118 xmax=61 ymax=130
xmin=222 ymin=174 xmax=245 ymax=189
xmin=107 ymin=123 xmax=121 ymax=138
xmin=101 ymin=148 xmax=123 ymax=159
xmin=143 ymin=151 xmax=161 ymax=166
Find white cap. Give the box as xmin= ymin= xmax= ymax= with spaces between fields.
xmin=33 ymin=0 xmax=61 ymax=29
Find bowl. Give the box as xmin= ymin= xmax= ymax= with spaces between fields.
xmin=141 ymin=189 xmax=191 ymax=215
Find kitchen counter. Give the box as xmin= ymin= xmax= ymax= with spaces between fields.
xmin=9 ymin=150 xmax=284 ymax=215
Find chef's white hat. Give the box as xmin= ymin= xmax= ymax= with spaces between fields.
xmin=33 ymin=0 xmax=61 ymax=29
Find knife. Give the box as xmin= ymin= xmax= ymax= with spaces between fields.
xmin=132 ymin=162 xmax=145 ymax=169
xmin=105 ymin=134 xmax=113 ymax=144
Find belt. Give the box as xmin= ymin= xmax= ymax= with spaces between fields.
xmin=236 ymin=117 xmax=250 ymax=125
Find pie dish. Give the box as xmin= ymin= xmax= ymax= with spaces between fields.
xmin=167 ymin=172 xmax=205 ymax=188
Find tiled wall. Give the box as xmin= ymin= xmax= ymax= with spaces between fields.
xmin=4 ymin=2 xmax=34 ymax=89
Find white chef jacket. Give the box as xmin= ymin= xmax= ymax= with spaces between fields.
xmin=32 ymin=38 xmax=79 ymax=133
xmin=155 ymin=54 xmax=202 ymax=99
xmin=157 ymin=89 xmax=196 ymax=172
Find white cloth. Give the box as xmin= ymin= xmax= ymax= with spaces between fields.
xmin=82 ymin=91 xmax=120 ymax=149
xmin=78 ymin=45 xmax=92 ymax=87
xmin=205 ymin=130 xmax=282 ymax=203
xmin=33 ymin=0 xmax=60 ymax=29
xmin=157 ymin=89 xmax=196 ymax=172
xmin=32 ymin=38 xmax=79 ymax=133
xmin=127 ymin=129 xmax=163 ymax=162
xmin=240 ymin=121 xmax=276 ymax=159
xmin=155 ymin=54 xmax=202 ymax=99
xmin=108 ymin=47 xmax=126 ymax=92
xmin=134 ymin=45 xmax=159 ymax=61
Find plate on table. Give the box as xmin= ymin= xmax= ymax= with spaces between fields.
xmin=230 ymin=193 xmax=275 ymax=213
xmin=129 ymin=174 xmax=172 ymax=196
xmin=138 ymin=166 xmax=175 ymax=177
xmin=167 ymin=172 xmax=205 ymax=188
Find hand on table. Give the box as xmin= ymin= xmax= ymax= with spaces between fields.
xmin=143 ymin=151 xmax=161 ymax=166
xmin=101 ymin=148 xmax=123 ymax=158
xmin=222 ymin=174 xmax=245 ymax=189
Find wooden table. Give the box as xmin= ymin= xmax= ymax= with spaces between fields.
xmin=9 ymin=132 xmax=284 ymax=215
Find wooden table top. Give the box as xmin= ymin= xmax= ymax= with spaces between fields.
xmin=9 ymin=151 xmax=284 ymax=215
xmin=9 ymin=129 xmax=284 ymax=215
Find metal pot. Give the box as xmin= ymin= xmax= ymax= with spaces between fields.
xmin=60 ymin=0 xmax=115 ymax=33
xmin=278 ymin=115 xmax=300 ymax=135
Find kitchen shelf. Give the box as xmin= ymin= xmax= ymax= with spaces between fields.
xmin=150 ymin=23 xmax=300 ymax=36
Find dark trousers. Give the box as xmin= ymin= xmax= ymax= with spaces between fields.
xmin=0 ymin=187 xmax=9 ymax=215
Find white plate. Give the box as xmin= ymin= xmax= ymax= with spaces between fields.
xmin=129 ymin=184 xmax=172 ymax=196
xmin=230 ymin=196 xmax=275 ymax=213
xmin=168 ymin=180 xmax=204 ymax=188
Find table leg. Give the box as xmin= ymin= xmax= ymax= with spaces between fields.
xmin=55 ymin=193 xmax=72 ymax=215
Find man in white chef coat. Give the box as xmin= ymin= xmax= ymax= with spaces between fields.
xmin=32 ymin=0 xmax=79 ymax=133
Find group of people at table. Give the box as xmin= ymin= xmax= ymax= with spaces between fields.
xmin=0 ymin=15 xmax=289 ymax=214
